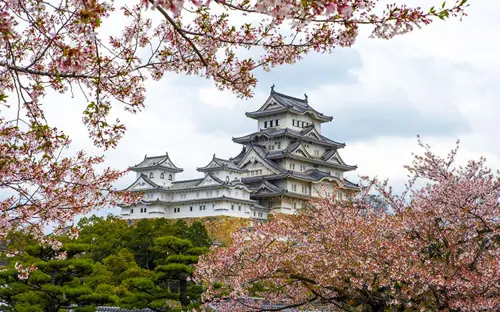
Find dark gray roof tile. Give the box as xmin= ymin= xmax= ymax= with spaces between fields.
xmin=129 ymin=153 xmax=183 ymax=173
xmin=246 ymin=89 xmax=333 ymax=122
xmin=233 ymin=127 xmax=345 ymax=148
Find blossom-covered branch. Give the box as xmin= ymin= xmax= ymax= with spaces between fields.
xmin=1 ymin=0 xmax=469 ymax=147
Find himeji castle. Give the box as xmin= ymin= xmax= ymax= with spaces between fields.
xmin=119 ymin=86 xmax=359 ymax=220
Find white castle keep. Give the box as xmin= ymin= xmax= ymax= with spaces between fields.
xmin=119 ymin=86 xmax=359 ymax=220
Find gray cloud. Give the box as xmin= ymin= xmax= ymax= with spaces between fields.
xmin=181 ymin=49 xmax=362 ymax=135
xmin=323 ymin=101 xmax=470 ymax=142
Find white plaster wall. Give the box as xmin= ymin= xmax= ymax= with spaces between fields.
xmin=210 ymin=169 xmax=242 ymax=182
xmin=138 ymin=169 xmax=176 ymax=187
xmin=286 ymin=179 xmax=311 ymax=195
xmin=165 ymin=201 xmax=258 ymax=219
xmin=122 ymin=200 xmax=265 ymax=220
xmin=303 ymin=143 xmax=327 ymax=157
xmin=257 ymin=113 xmax=287 ymax=130
xmin=261 ymin=138 xmax=288 ymax=152
xmin=121 ymin=204 xmax=166 ymax=220
xmin=277 ymin=198 xmax=295 ymax=213
xmin=242 ymin=161 xmax=275 ymax=178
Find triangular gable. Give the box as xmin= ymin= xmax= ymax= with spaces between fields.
xmin=197 ymin=174 xmax=223 ymax=187
xmin=308 ymin=132 xmax=320 ymax=140
xmin=237 ymin=148 xmax=281 ymax=174
xmin=288 ymin=142 xmax=312 ymax=159
xmin=201 ymin=159 xmax=221 ymax=169
xmin=326 ymin=151 xmax=347 ymax=166
xmin=125 ymin=175 xmax=159 ymax=191
xmin=254 ymin=181 xmax=281 ymax=195
xmin=254 ymin=187 xmax=275 ymax=195
xmin=162 ymin=158 xmax=175 ymax=168
xmin=302 ymin=127 xmax=323 ymax=141
xmin=294 ymin=149 xmax=309 ymax=158
xmin=258 ymin=94 xmax=287 ymax=112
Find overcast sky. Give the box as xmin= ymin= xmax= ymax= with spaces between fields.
xmin=8 ymin=0 xmax=499 ymax=218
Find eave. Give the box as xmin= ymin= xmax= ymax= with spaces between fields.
xmin=268 ymin=153 xmax=357 ymax=172
xmin=246 ymin=108 xmax=332 ymax=123
xmin=128 ymin=165 xmax=184 ymax=173
xmin=197 ymin=166 xmax=248 ymax=173
xmin=233 ymin=129 xmax=345 ymax=149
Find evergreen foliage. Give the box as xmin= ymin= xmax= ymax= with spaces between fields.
xmin=0 ymin=217 xmax=212 ymax=311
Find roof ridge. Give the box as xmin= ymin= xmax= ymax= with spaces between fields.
xmin=144 ymin=154 xmax=168 ymax=160
xmin=272 ymin=90 xmax=307 ymax=104
xmin=171 ymin=177 xmax=203 ymax=184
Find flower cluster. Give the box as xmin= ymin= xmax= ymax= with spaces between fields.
xmin=14 ymin=262 xmax=37 ymax=280
xmin=196 ymin=140 xmax=499 ymax=311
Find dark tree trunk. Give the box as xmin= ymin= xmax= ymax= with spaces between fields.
xmin=370 ymin=302 xmax=386 ymax=312
xmin=179 ymin=276 xmax=189 ymax=306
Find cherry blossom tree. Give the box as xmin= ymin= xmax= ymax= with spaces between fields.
xmin=195 ymin=139 xmax=500 ymax=311
xmin=0 ymin=1 xmax=469 ymax=252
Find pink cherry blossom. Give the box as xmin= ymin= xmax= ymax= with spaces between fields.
xmin=196 ymin=139 xmax=500 ymax=311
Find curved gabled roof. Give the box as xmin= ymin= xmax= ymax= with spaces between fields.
xmin=129 ymin=153 xmax=183 ymax=173
xmin=197 ymin=154 xmax=248 ymax=173
xmin=343 ymin=178 xmax=360 ymax=191
xmin=241 ymin=169 xmax=360 ymax=191
xmin=232 ymin=127 xmax=345 ymax=149
xmin=266 ymin=143 xmax=357 ymax=172
xmin=236 ymin=144 xmax=286 ymax=174
xmin=124 ymin=174 xmax=162 ymax=191
xmin=245 ymin=88 xmax=333 ymax=123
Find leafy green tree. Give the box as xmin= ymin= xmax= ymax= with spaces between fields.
xmin=86 ymin=248 xmax=155 ymax=310
xmin=77 ymin=216 xmax=211 ymax=270
xmin=152 ymin=236 xmax=209 ymax=309
xmin=0 ymin=217 xmax=212 ymax=311
xmin=77 ymin=215 xmax=129 ymax=262
xmin=0 ymin=235 xmax=114 ymax=312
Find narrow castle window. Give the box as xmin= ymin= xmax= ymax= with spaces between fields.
xmin=168 ymin=174 xmax=173 ymax=181
xmin=160 ymin=172 xmax=165 ymax=179
xmin=275 ymin=119 xmax=279 ymax=126
xmin=264 ymin=121 xmax=268 ymax=128
xmin=149 ymin=172 xmax=154 ymax=179
xmin=270 ymin=120 xmax=273 ymax=127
